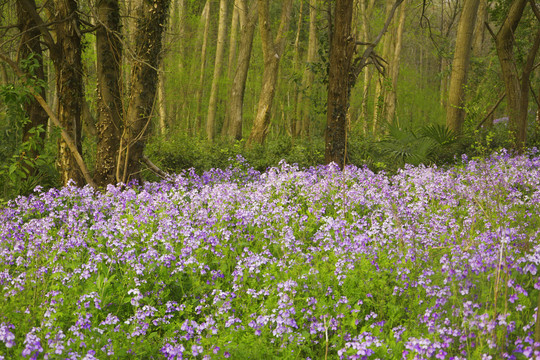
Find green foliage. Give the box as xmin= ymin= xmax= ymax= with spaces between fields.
xmin=145 ymin=134 xmax=326 ymax=176
xmin=0 ymin=55 xmax=59 ymax=201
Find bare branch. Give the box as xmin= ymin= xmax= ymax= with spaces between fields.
xmin=476 ymin=92 xmax=506 ymax=130
xmin=142 ymin=155 xmax=168 ymax=179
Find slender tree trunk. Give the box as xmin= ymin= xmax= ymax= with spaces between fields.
xmin=158 ymin=69 xmax=167 ymax=136
xmin=359 ymin=0 xmax=375 ymax=133
xmin=206 ymin=0 xmax=228 ymax=142
xmin=221 ymin=0 xmax=241 ymax=137
xmin=247 ymin=0 xmax=294 ymax=146
xmin=227 ymin=0 xmax=240 ymax=79
xmin=195 ymin=0 xmax=211 ymax=134
xmin=53 ymin=0 xmax=84 ymax=186
xmin=94 ymin=0 xmax=123 ymax=187
xmin=227 ymin=0 xmax=258 ymax=140
xmin=446 ymin=0 xmax=480 ymax=134
xmin=16 ymin=0 xmax=48 ymax=164
xmin=383 ymin=0 xmax=406 ymax=124
xmin=292 ymin=0 xmax=304 ymax=138
xmin=473 ymin=0 xmax=488 ymax=55
xmin=300 ymin=0 xmax=318 ymax=138
xmin=119 ymin=0 xmax=170 ymax=183
xmin=325 ymin=0 xmax=354 ymax=168
xmin=372 ymin=0 xmax=395 ymax=134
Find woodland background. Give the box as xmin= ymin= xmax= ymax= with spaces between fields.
xmin=0 ymin=0 xmax=539 ymax=199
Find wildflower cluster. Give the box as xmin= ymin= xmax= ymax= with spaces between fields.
xmin=0 ymin=152 xmax=539 ymax=359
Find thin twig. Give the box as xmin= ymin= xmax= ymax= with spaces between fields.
xmin=476 ymin=93 xmax=506 ymax=130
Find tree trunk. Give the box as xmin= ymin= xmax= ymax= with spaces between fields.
xmin=372 ymin=0 xmax=395 ymax=134
xmin=16 ymin=0 xmax=48 ymax=165
xmin=119 ymin=0 xmax=170 ymax=183
xmin=246 ymin=0 xmax=293 ymax=146
xmin=94 ymin=0 xmax=123 ymax=187
xmin=195 ymin=0 xmax=211 ymax=134
xmin=206 ymin=0 xmax=227 ymax=142
xmin=300 ymin=0 xmax=318 ymax=138
xmin=221 ymin=0 xmax=242 ymax=137
xmin=53 ymin=0 xmax=85 ymax=186
xmin=358 ymin=0 xmax=375 ymax=133
xmin=292 ymin=0 xmax=304 ymax=138
xmin=445 ymin=0 xmax=480 ymax=134
xmin=227 ymin=0 xmax=240 ymax=79
xmin=227 ymin=0 xmax=258 ymax=140
xmin=494 ymin=0 xmax=536 ymax=152
xmin=383 ymin=0 xmax=406 ymax=125
xmin=158 ymin=68 xmax=167 ymax=136
xmin=325 ymin=0 xmax=354 ymax=168
xmin=473 ymin=0 xmax=488 ymax=55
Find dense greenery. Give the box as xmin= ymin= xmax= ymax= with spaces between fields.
xmin=1 ymin=151 xmax=539 ymax=358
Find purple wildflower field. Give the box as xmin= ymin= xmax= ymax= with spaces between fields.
xmin=1 ymin=151 xmax=540 ymax=359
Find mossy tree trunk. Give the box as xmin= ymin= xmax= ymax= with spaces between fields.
xmin=325 ymin=0 xmax=355 ymax=168
xmin=118 ymin=0 xmax=171 ymax=183
xmin=94 ymin=0 xmax=123 ymax=187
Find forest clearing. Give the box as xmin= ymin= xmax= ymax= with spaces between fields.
xmin=0 ymin=151 xmax=539 ymax=359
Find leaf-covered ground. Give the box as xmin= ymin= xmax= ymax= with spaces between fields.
xmin=1 ymin=152 xmax=539 ymax=359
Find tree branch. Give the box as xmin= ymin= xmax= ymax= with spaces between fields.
xmin=17 ymin=0 xmax=57 ymax=52
xmin=476 ymin=92 xmax=506 ymax=130
xmin=142 ymin=155 xmax=168 ymax=179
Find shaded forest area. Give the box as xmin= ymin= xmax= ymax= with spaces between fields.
xmin=0 ymin=0 xmax=539 ymax=198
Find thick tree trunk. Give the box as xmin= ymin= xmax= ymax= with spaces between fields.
xmin=446 ymin=0 xmax=480 ymax=134
xmin=325 ymin=0 xmax=354 ymax=168
xmin=53 ymin=0 xmax=84 ymax=186
xmin=94 ymin=0 xmax=123 ymax=187
xmin=206 ymin=0 xmax=227 ymax=142
xmin=16 ymin=0 xmax=48 ymax=162
xmin=494 ymin=0 xmax=536 ymax=152
xmin=247 ymin=0 xmax=293 ymax=146
xmin=227 ymin=0 xmax=258 ymax=140
xmin=119 ymin=0 xmax=170 ymax=183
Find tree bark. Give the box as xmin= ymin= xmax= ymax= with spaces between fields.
xmin=53 ymin=0 xmax=85 ymax=186
xmin=227 ymin=0 xmax=258 ymax=140
xmin=292 ymin=0 xmax=304 ymax=138
xmin=372 ymin=0 xmax=395 ymax=134
xmin=383 ymin=0 xmax=406 ymax=125
xmin=246 ymin=0 xmax=293 ymax=146
xmin=494 ymin=0 xmax=536 ymax=152
xmin=227 ymin=0 xmax=241 ymax=80
xmin=325 ymin=0 xmax=355 ymax=168
xmin=195 ymin=0 xmax=211 ymax=134
xmin=206 ymin=0 xmax=228 ymax=142
xmin=94 ymin=0 xmax=123 ymax=187
xmin=300 ymin=0 xmax=318 ymax=138
xmin=119 ymin=0 xmax=170 ymax=183
xmin=358 ymin=0 xmax=375 ymax=134
xmin=445 ymin=0 xmax=480 ymax=134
